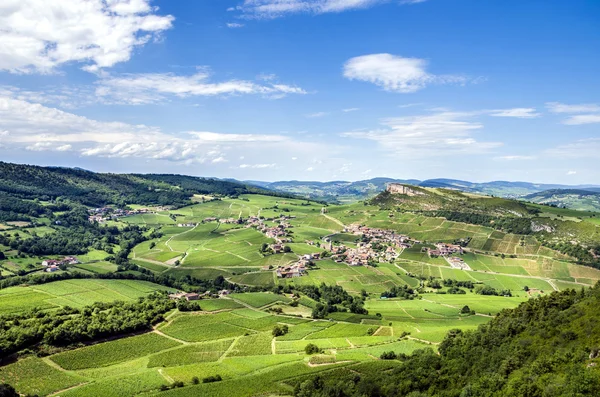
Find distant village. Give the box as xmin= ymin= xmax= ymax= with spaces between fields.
xmin=42 ymin=256 xmax=79 ymax=272
xmin=88 ymin=206 xmax=170 ymax=223
xmin=89 ymin=206 xmax=471 ymax=279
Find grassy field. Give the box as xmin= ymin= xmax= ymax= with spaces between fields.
xmin=2 ymin=194 xmax=600 ymax=396
xmin=0 ymin=279 xmax=172 ymax=313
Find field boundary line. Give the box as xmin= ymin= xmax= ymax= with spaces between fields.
xmin=153 ymin=329 xmax=189 ymax=345
xmin=158 ymin=368 xmax=174 ymax=384
xmin=47 ymin=382 xmax=91 ymax=396
xmin=220 ymin=337 xmax=240 ymax=361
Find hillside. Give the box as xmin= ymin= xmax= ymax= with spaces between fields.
xmin=293 ymin=283 xmax=600 ymax=396
xmin=374 ymin=184 xmax=600 ymax=267
xmin=249 ymin=177 xmax=600 ymax=206
xmin=524 ymin=189 xmax=600 ymax=212
xmin=0 ymin=161 xmax=289 ymax=216
xmin=249 ymin=178 xmax=421 ymax=203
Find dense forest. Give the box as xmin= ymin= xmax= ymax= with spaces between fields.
xmin=296 ymin=283 xmax=368 ymax=318
xmin=0 ymin=161 xmax=291 ymax=212
xmin=0 ymin=293 xmax=175 ymax=357
xmin=0 ymin=207 xmax=154 ymax=258
xmin=294 ymin=284 xmax=600 ymax=396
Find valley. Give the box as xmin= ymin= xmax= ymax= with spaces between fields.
xmin=1 ymin=166 xmax=600 ymax=396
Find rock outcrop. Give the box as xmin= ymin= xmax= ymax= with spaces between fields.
xmin=386 ymin=183 xmax=425 ymax=196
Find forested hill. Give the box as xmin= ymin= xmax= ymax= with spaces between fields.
xmin=296 ymin=284 xmax=600 ymax=396
xmin=0 ymin=161 xmax=290 ymax=208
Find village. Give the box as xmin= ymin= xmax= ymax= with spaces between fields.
xmin=41 ymin=256 xmax=80 ymax=272
xmin=88 ymin=206 xmax=170 ymax=223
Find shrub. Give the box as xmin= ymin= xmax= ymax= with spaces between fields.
xmin=305 ymin=343 xmax=321 ymax=355
xmin=202 ymin=375 xmax=222 ymax=383
xmin=272 ymin=324 xmax=289 ymax=337
xmin=191 ymin=376 xmax=199 ymax=385
xmin=380 ymin=351 xmax=397 ymax=360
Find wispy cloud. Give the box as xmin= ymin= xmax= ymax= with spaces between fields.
xmin=232 ymin=0 xmax=398 ymax=19
xmin=0 ymin=0 xmax=174 ymax=74
xmin=546 ymin=102 xmax=600 ymax=114
xmin=226 ymin=22 xmax=245 ymax=28
xmin=306 ymin=111 xmax=329 ymax=118
xmin=546 ymin=102 xmax=600 ymax=125
xmin=489 ymin=108 xmax=540 ymax=119
xmin=546 ymin=138 xmax=600 ymax=158
xmin=342 ymin=108 xmax=360 ymax=112
xmin=494 ymin=155 xmax=537 ymax=161
xmin=341 ymin=111 xmax=502 ymax=157
xmin=239 ymin=163 xmax=276 ymax=169
xmin=95 ymin=68 xmax=307 ymax=104
xmin=343 ymin=54 xmax=472 ymax=93
xmin=561 ymin=114 xmax=600 ymax=125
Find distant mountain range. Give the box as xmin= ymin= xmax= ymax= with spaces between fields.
xmin=244 ymin=178 xmax=600 ymax=210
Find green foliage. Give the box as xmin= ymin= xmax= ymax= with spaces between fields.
xmin=0 ymin=292 xmax=175 ymax=356
xmin=202 ymin=374 xmax=222 ymax=383
xmin=0 ymin=161 xmax=291 ymax=208
xmin=295 ymin=284 xmax=600 ymax=396
xmin=0 ymin=383 xmax=18 ymax=397
xmin=304 ymin=343 xmax=322 ymax=355
xmin=51 ymin=333 xmax=180 ymax=370
xmin=380 ymin=284 xmax=417 ymax=299
xmin=297 ymin=283 xmax=367 ymax=318
xmin=272 ymin=324 xmax=289 ymax=337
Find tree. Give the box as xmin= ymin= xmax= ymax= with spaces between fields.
xmin=272 ymin=324 xmax=289 ymax=337
xmin=305 ymin=343 xmax=321 ymax=355
xmin=0 ymin=251 xmax=5 ymax=260
xmin=0 ymin=384 xmax=18 ymax=397
xmin=461 ymin=305 xmax=472 ymax=314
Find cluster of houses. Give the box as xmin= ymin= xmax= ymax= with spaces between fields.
xmin=446 ymin=256 xmax=472 ymax=271
xmin=275 ymin=253 xmax=321 ymax=278
xmin=332 ymin=224 xmax=416 ymax=267
xmin=168 ymin=289 xmax=231 ymax=301
xmin=42 ymin=256 xmax=79 ymax=272
xmin=275 ymin=262 xmax=307 ymax=278
xmin=177 ymin=222 xmax=198 ymax=228
xmin=88 ymin=207 xmax=153 ymax=223
xmin=427 ymin=243 xmax=464 ymax=257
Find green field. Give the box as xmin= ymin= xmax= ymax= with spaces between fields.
xmin=2 ymin=193 xmax=600 ymax=396
xmin=0 ymin=279 xmax=171 ymax=313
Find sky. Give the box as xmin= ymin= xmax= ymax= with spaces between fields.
xmin=0 ymin=0 xmax=599 ymax=184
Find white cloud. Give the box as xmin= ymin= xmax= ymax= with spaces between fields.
xmin=306 ymin=166 xmax=314 ymax=171
xmin=567 ymin=170 xmax=577 ymax=175
xmin=561 ymin=114 xmax=600 ymax=125
xmin=546 ymin=138 xmax=600 ymax=158
xmin=398 ymin=103 xmax=423 ymax=109
xmin=343 ymin=54 xmax=469 ymax=93
xmin=95 ymin=69 xmax=307 ymax=104
xmin=306 ymin=111 xmax=329 ymax=118
xmin=494 ymin=155 xmax=536 ymax=161
xmin=341 ymin=111 xmax=502 ymax=157
xmin=226 ymin=22 xmax=245 ymax=28
xmin=0 ymin=93 xmax=302 ymax=164
xmin=400 ymin=0 xmax=427 ymax=3
xmin=239 ymin=163 xmax=276 ymax=169
xmin=233 ymin=0 xmax=392 ymax=19
xmin=0 ymin=0 xmax=174 ymax=74
xmin=489 ymin=108 xmax=540 ymax=119
xmin=342 ymin=108 xmax=360 ymax=112
xmin=546 ymin=102 xmax=600 ymax=114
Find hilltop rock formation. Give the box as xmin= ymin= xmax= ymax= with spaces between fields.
xmin=386 ymin=183 xmax=426 ymax=196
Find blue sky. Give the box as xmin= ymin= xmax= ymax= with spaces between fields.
xmin=0 ymin=0 xmax=599 ymax=183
